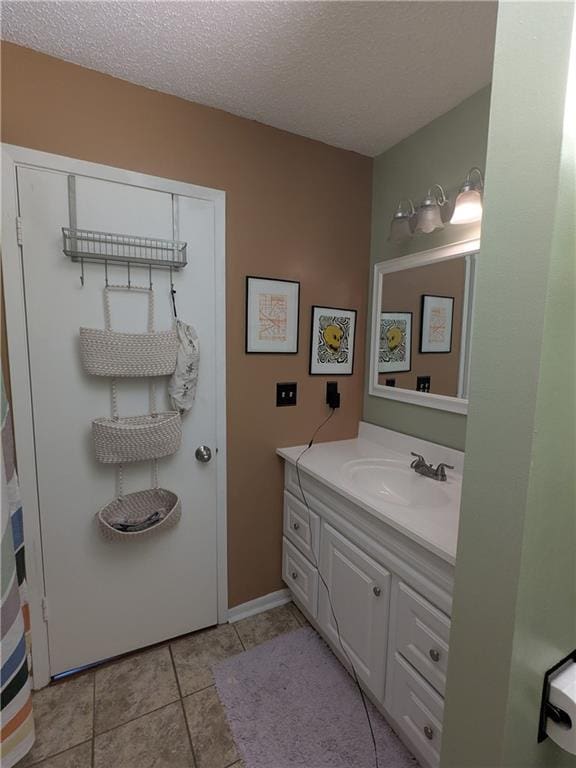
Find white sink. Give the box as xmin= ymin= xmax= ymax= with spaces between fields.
xmin=278 ymin=424 xmax=464 ymax=563
xmin=342 ymin=458 xmax=451 ymax=509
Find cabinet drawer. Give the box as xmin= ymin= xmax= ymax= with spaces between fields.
xmin=284 ymin=464 xmax=305 ymax=503
xmin=283 ymin=537 xmax=318 ymax=618
xmin=395 ymin=581 xmax=450 ymax=696
xmin=389 ymin=652 xmax=444 ymax=768
xmin=283 ymin=491 xmax=320 ymax=564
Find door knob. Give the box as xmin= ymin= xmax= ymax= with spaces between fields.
xmin=291 ymin=571 xmax=298 ymax=580
xmin=429 ymin=648 xmax=441 ymax=663
xmin=293 ymin=522 xmax=300 ymax=531
xmin=423 ymin=725 xmax=434 ymax=741
xmin=373 ymin=586 xmax=382 ymax=597
xmin=195 ymin=445 xmax=212 ymax=463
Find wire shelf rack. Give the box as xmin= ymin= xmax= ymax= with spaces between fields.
xmin=62 ymin=228 xmax=188 ymax=270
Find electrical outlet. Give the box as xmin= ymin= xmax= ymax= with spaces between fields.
xmin=276 ymin=382 xmax=297 ymax=406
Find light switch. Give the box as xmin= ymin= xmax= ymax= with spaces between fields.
xmin=276 ymin=382 xmax=297 ymax=406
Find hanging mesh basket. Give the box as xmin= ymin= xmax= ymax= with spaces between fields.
xmin=97 ymin=488 xmax=181 ymax=541
xmin=92 ymin=411 xmax=182 ymax=463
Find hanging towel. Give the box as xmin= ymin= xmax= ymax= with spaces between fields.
xmin=1 ymin=375 xmax=35 ymax=767
xmin=168 ymin=320 xmax=199 ymax=413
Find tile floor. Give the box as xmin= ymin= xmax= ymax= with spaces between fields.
xmin=21 ymin=602 xmax=306 ymax=768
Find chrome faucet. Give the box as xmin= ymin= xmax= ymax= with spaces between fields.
xmin=410 ymin=452 xmax=454 ymax=482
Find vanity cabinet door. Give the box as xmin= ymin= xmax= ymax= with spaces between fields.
xmin=318 ymin=522 xmax=391 ymax=701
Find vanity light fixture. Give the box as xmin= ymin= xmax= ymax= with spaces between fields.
xmin=414 ymin=184 xmax=448 ymax=234
xmin=388 ymin=199 xmax=415 ymax=243
xmin=451 ymin=167 xmax=484 ymax=224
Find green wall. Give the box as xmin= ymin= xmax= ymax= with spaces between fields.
xmin=502 ymin=82 xmax=576 ymax=766
xmin=363 ymin=87 xmax=492 ymax=450
xmin=442 ymin=2 xmax=576 ymax=766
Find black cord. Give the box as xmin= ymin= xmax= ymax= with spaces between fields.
xmin=295 ymin=408 xmax=380 ymax=768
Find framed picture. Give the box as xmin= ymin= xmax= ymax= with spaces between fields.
xmin=245 ymin=277 xmax=300 ymax=353
xmin=379 ymin=312 xmax=412 ymax=373
xmin=309 ymin=306 xmax=357 ymax=375
xmin=420 ymin=295 xmax=454 ymax=353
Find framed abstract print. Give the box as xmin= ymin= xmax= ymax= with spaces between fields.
xmin=309 ymin=306 xmax=357 ymax=375
xmin=245 ymin=277 xmax=300 ymax=353
xmin=379 ymin=311 xmax=412 ymax=373
xmin=420 ymin=295 xmax=454 ymax=353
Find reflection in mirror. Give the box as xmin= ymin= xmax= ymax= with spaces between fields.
xmin=379 ymin=258 xmax=470 ymax=397
xmin=370 ymin=243 xmax=478 ymax=413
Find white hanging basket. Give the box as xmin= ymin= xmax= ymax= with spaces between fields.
xmin=92 ymin=411 xmax=182 ymax=464
xmin=80 ymin=286 xmax=178 ymax=377
xmin=97 ymin=488 xmax=181 ymax=541
xmin=80 ymin=328 xmax=178 ymax=377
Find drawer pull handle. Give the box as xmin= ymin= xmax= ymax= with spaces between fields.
xmin=429 ymin=649 xmax=441 ymax=663
xmin=293 ymin=522 xmax=300 ymax=531
xmin=291 ymin=571 xmax=298 ymax=580
xmin=373 ymin=586 xmax=381 ymax=597
xmin=423 ymin=725 xmax=434 ymax=741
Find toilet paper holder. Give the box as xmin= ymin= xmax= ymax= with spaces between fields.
xmin=538 ymin=649 xmax=576 ymax=743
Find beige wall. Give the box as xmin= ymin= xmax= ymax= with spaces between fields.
xmin=378 ymin=258 xmax=465 ymax=396
xmin=0 ymin=42 xmax=372 ymax=607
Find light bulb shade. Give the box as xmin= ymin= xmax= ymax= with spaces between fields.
xmin=451 ymin=188 xmax=483 ymax=224
xmin=388 ymin=215 xmax=412 ymax=243
xmin=414 ymin=202 xmax=444 ymax=234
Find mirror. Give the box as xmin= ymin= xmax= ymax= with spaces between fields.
xmin=369 ymin=240 xmax=479 ymax=414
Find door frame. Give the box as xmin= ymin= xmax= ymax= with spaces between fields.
xmin=1 ymin=143 xmax=228 ymax=688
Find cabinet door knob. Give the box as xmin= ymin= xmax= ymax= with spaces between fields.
xmin=291 ymin=571 xmax=298 ymax=580
xmin=429 ymin=649 xmax=441 ymax=663
xmin=373 ymin=586 xmax=381 ymax=597
xmin=423 ymin=725 xmax=434 ymax=741
xmin=293 ymin=522 xmax=300 ymax=531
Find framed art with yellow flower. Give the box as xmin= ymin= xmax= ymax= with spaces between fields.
xmin=379 ymin=311 xmax=412 ymax=373
xmin=309 ymin=306 xmax=357 ymax=375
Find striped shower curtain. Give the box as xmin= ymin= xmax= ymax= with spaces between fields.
xmin=1 ymin=376 xmax=35 ymax=766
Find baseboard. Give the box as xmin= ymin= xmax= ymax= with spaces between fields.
xmin=228 ymin=588 xmax=291 ymax=623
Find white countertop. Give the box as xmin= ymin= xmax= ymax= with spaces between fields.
xmin=277 ymin=423 xmax=462 ymax=565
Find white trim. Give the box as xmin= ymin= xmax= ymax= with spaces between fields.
xmin=368 ymin=238 xmax=480 ymax=415
xmin=213 ymin=181 xmax=228 ymax=625
xmin=1 ymin=154 xmax=51 ymax=689
xmin=227 ymin=589 xmax=292 ymax=623
xmin=463 ymin=253 xmax=477 ymax=399
xmin=1 ymin=143 xmax=228 ymax=684
xmin=457 ymin=254 xmax=472 ymax=398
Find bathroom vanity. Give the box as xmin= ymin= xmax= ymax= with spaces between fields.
xmin=277 ymin=422 xmax=463 ymax=768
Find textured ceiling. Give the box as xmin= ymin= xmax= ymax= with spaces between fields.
xmin=1 ymin=1 xmax=497 ymax=156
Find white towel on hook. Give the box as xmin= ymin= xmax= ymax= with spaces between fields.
xmin=168 ymin=320 xmax=199 ymax=412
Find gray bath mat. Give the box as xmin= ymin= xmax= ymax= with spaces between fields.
xmin=214 ymin=625 xmax=418 ymax=768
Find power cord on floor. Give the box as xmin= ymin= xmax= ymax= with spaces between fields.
xmin=295 ymin=408 xmax=380 ymax=768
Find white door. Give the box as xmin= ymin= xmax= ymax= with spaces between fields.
xmin=12 ymin=163 xmax=224 ymax=676
xmin=318 ymin=522 xmax=391 ymax=700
